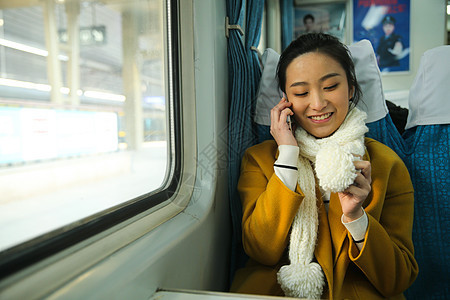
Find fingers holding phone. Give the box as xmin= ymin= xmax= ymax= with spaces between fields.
xmin=284 ymin=93 xmax=294 ymax=132
xmin=270 ymin=96 xmax=297 ymax=146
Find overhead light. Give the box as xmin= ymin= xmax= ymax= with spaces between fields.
xmin=0 ymin=77 xmax=125 ymax=102
xmin=0 ymin=78 xmax=80 ymax=97
xmin=447 ymin=5 xmax=450 ymax=15
xmin=84 ymin=90 xmax=126 ymax=102
xmin=60 ymin=87 xmax=83 ymax=96
xmin=0 ymin=78 xmax=51 ymax=92
xmin=60 ymin=87 xmax=70 ymax=94
xmin=0 ymin=19 xmax=4 ymax=27
xmin=0 ymin=38 xmax=68 ymax=61
xmin=0 ymin=78 xmax=73 ymax=94
xmin=0 ymin=38 xmax=47 ymax=56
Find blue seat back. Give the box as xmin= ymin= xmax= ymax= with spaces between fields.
xmin=362 ymin=45 xmax=450 ymax=300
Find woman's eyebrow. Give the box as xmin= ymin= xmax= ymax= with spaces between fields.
xmin=289 ymin=73 xmax=342 ymax=88
xmin=290 ymin=81 xmax=307 ymax=87
xmin=320 ymin=73 xmax=341 ymax=82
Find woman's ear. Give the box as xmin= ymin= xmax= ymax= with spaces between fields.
xmin=348 ymin=85 xmax=355 ymax=101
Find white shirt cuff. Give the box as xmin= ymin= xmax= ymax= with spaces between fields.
xmin=341 ymin=209 xmax=368 ymax=249
xmin=276 ymin=145 xmax=299 ymax=165
xmin=274 ymin=145 xmax=299 ymax=192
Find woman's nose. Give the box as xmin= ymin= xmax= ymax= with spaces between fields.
xmin=309 ymin=91 xmax=327 ymax=111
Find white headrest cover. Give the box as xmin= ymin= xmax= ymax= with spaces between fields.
xmin=348 ymin=39 xmax=388 ymax=123
xmin=405 ymin=45 xmax=450 ymax=129
xmin=254 ymin=48 xmax=282 ymax=126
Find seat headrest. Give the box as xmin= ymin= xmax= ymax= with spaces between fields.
xmin=348 ymin=39 xmax=388 ymax=123
xmin=254 ymin=48 xmax=282 ymax=126
xmin=405 ymin=45 xmax=450 ymax=129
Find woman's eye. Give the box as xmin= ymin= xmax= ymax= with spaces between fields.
xmin=324 ymin=83 xmax=338 ymax=90
xmin=295 ymin=92 xmax=308 ymax=97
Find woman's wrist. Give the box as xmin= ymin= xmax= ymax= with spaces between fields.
xmin=342 ymin=207 xmax=364 ymax=223
xmin=274 ymin=135 xmax=298 ymax=147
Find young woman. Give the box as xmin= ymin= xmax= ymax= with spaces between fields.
xmin=230 ymin=33 xmax=418 ymax=299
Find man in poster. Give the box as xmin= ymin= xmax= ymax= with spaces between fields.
xmin=303 ymin=14 xmax=317 ymax=33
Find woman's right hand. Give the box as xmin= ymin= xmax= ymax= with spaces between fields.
xmin=270 ymin=97 xmax=297 ymax=146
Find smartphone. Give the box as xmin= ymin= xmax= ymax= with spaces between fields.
xmin=283 ymin=93 xmax=293 ymax=131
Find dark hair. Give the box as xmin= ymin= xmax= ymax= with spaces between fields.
xmin=303 ymin=14 xmax=314 ymax=24
xmin=277 ymin=33 xmax=362 ymax=110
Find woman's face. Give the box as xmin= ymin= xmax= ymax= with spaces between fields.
xmin=285 ymin=52 xmax=353 ymax=138
xmin=383 ymin=23 xmax=395 ymax=36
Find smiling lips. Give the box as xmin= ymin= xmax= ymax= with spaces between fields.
xmin=309 ymin=112 xmax=333 ymax=121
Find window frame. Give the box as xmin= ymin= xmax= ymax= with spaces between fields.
xmin=0 ymin=0 xmax=182 ymax=281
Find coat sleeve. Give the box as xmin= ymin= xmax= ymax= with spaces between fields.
xmin=238 ymin=145 xmax=303 ymax=266
xmin=348 ymin=141 xmax=419 ymax=297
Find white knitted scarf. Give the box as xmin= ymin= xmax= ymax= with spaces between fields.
xmin=277 ymin=107 xmax=368 ymax=299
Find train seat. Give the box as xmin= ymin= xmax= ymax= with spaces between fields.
xmin=253 ymin=48 xmax=281 ymax=143
xmin=400 ymin=45 xmax=450 ymax=299
xmin=350 ymin=41 xmax=450 ymax=300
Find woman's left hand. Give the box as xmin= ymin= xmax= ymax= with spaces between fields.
xmin=338 ymin=160 xmax=372 ymax=222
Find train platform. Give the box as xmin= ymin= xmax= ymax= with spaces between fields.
xmin=0 ymin=141 xmax=167 ymax=252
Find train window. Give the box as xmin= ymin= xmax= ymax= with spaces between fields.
xmin=0 ymin=0 xmax=180 ymax=276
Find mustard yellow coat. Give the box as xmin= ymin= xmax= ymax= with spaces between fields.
xmin=230 ymin=138 xmax=418 ymax=299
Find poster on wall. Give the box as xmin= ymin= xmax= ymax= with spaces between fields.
xmin=294 ymin=2 xmax=347 ymax=43
xmin=353 ymin=0 xmax=410 ymax=73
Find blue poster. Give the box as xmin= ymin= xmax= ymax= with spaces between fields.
xmin=353 ymin=0 xmax=410 ymax=73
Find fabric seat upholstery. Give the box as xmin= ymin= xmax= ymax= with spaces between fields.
xmin=350 ymin=42 xmax=450 ymax=300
